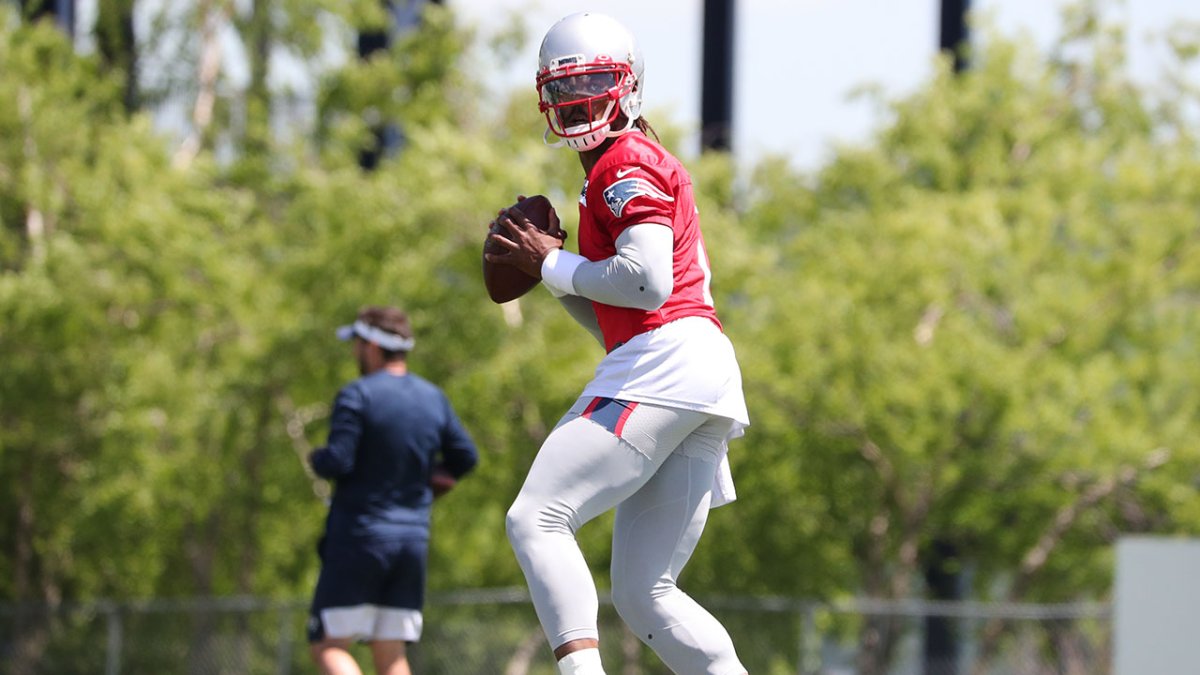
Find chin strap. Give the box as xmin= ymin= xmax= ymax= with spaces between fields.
xmin=546 ymin=119 xmax=639 ymax=153
xmin=566 ymin=128 xmax=608 ymax=151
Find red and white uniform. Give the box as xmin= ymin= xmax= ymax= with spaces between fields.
xmin=509 ymin=131 xmax=751 ymax=668
xmin=572 ymin=132 xmax=748 ymax=505
xmin=513 ymin=13 xmax=749 ymax=672
xmin=578 ymin=131 xmax=718 ymax=351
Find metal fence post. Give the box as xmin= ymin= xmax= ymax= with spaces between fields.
xmin=277 ymin=603 xmax=294 ymax=675
xmin=798 ymin=601 xmax=817 ymax=675
xmin=104 ymin=602 xmax=122 ymax=675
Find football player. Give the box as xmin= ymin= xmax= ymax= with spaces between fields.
xmin=486 ymin=12 xmax=750 ymax=675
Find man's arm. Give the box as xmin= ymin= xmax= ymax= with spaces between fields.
xmin=438 ymin=397 xmax=479 ymax=480
xmin=541 ymin=224 xmax=673 ymax=310
xmin=552 ymin=293 xmax=605 ymax=346
xmin=308 ymin=386 xmax=365 ymax=478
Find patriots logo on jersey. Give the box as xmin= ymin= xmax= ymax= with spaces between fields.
xmin=602 ymin=177 xmax=674 ymax=218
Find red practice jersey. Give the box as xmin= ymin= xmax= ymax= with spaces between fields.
xmin=578 ymin=132 xmax=722 ymax=352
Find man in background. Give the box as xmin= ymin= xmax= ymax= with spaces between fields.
xmin=307 ymin=305 xmax=479 ymax=675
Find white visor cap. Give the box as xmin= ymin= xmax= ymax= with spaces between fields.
xmin=336 ymin=320 xmax=415 ymax=352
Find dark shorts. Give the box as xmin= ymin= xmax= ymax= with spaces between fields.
xmin=307 ymin=535 xmax=428 ymax=643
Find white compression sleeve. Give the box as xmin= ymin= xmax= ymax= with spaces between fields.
xmin=541 ymin=248 xmax=583 ymax=297
xmin=540 ymin=224 xmax=674 ymax=311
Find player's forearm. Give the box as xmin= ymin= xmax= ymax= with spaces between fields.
xmin=441 ymin=445 xmax=479 ymax=478
xmin=309 ymin=397 xmax=363 ymax=478
xmin=309 ymin=426 xmax=360 ymax=477
xmin=308 ymin=445 xmax=352 ymax=478
xmin=440 ymin=416 xmax=479 ymax=479
xmin=541 ymin=224 xmax=673 ymax=311
xmin=572 ymin=256 xmax=668 ymax=310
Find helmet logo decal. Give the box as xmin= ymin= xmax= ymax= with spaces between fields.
xmin=548 ymin=54 xmax=585 ymax=72
xmin=602 ymin=177 xmax=674 ymax=218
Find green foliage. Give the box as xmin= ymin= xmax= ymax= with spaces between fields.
xmin=1 ymin=5 xmax=1198 ymax=656
xmin=713 ymin=9 xmax=1200 ymax=606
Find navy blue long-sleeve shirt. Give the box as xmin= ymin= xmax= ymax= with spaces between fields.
xmin=309 ymin=370 xmax=478 ymax=540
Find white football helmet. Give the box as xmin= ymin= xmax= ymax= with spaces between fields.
xmin=536 ymin=12 xmax=644 ymax=152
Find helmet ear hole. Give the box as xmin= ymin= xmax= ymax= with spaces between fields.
xmin=621 ymin=92 xmax=642 ymax=122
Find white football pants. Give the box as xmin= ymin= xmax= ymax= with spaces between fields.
xmin=506 ymin=397 xmax=746 ymax=675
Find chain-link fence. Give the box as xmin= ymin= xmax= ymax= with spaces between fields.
xmin=0 ymin=589 xmax=1110 ymax=674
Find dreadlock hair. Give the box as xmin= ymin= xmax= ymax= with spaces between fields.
xmin=634 ymin=117 xmax=660 ymax=142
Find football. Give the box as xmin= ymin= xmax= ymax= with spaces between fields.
xmin=482 ymin=194 xmax=556 ymax=304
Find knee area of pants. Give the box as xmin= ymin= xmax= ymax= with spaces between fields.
xmin=504 ymin=504 xmax=531 ymax=545
xmin=507 ymin=498 xmax=578 ymax=542
xmin=505 ymin=501 xmax=555 ymax=546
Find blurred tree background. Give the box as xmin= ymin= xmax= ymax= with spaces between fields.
xmin=0 ymin=0 xmax=1198 ymax=670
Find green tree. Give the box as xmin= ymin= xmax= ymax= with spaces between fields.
xmin=707 ymin=7 xmax=1200 ymax=671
